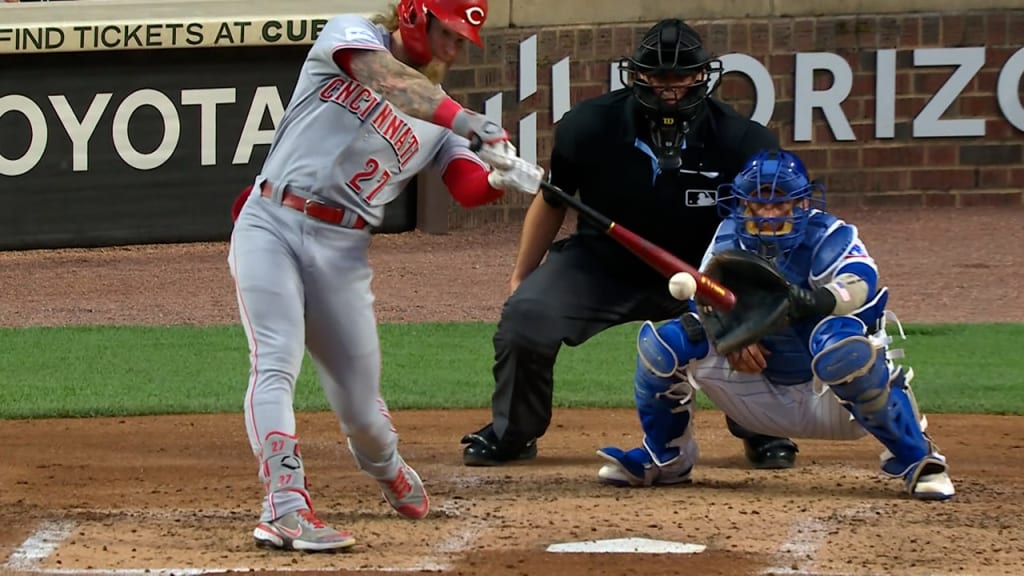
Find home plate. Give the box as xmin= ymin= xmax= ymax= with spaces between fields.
xmin=546 ymin=537 xmax=706 ymax=554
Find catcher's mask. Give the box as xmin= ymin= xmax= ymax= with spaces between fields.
xmin=619 ymin=19 xmax=722 ymax=170
xmin=718 ymin=149 xmax=825 ymax=259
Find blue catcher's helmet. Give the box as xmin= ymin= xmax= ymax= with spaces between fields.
xmin=718 ymin=149 xmax=825 ymax=259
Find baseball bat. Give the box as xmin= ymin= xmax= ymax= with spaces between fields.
xmin=538 ymin=181 xmax=737 ymax=311
xmin=466 ymin=136 xmax=735 ymax=310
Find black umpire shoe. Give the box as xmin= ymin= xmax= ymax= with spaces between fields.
xmin=726 ymin=415 xmax=798 ymax=469
xmin=461 ymin=423 xmax=537 ymax=466
xmin=743 ymin=436 xmax=799 ymax=469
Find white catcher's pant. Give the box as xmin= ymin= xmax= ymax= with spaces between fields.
xmin=689 ymin=351 xmax=869 ymax=442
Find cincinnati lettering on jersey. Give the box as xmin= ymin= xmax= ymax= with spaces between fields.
xmin=368 ymin=103 xmax=421 ymax=168
xmin=318 ymin=77 xmax=420 ymax=169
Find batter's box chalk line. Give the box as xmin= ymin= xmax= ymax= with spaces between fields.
xmin=763 ymin=505 xmax=886 ymax=576
xmin=2 ymin=519 xmax=246 ymax=576
xmin=4 ymin=520 xmax=76 ymax=571
xmin=4 ymin=510 xmax=494 ymax=575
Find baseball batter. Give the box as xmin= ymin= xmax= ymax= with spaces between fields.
xmin=227 ymin=0 xmax=543 ymax=552
xmin=596 ymin=149 xmax=956 ymax=501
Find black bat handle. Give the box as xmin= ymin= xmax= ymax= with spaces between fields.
xmin=538 ymin=181 xmax=613 ymax=231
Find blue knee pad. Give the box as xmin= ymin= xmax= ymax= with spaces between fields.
xmin=810 ymin=315 xmax=932 ymax=475
xmin=596 ymin=318 xmax=708 ymax=485
xmin=809 ymin=288 xmax=891 ymax=385
xmin=633 ymin=317 xmax=709 ymax=464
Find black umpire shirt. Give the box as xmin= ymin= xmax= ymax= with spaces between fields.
xmin=545 ymin=88 xmax=780 ymax=284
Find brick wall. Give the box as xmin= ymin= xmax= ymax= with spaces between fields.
xmin=441 ymin=10 xmax=1024 ymax=228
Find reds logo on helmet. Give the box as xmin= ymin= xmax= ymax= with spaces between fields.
xmin=398 ymin=0 xmax=488 ymax=65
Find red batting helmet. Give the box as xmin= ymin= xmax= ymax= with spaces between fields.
xmin=397 ymin=0 xmax=488 ymax=65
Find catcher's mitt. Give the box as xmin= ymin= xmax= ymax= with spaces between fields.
xmin=696 ymin=250 xmax=792 ymax=355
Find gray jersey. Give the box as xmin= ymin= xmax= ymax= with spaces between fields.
xmin=260 ymin=14 xmax=480 ymax=227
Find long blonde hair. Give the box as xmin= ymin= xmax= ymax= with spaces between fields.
xmin=371 ymin=2 xmax=449 ymax=84
xmin=371 ymin=4 xmax=400 ymax=30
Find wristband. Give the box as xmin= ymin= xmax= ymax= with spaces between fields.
xmin=789 ymin=285 xmax=837 ymax=322
xmin=432 ymin=96 xmax=464 ymax=130
xmin=824 ymin=274 xmax=870 ymax=315
xmin=810 ymin=286 xmax=838 ymax=317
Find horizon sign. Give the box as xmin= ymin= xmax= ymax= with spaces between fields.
xmin=1 ymin=39 xmax=1022 ymax=175
xmin=494 ymin=36 xmax=1024 ymax=164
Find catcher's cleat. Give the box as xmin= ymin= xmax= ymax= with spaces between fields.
xmin=461 ymin=424 xmax=537 ymax=466
xmin=253 ymin=509 xmax=356 ymax=552
xmin=743 ymin=436 xmax=799 ymax=470
xmin=910 ymin=469 xmax=956 ymax=501
xmin=881 ymin=449 xmax=956 ymax=501
xmin=378 ymin=459 xmax=430 ymax=519
xmin=595 ymin=446 xmax=693 ymax=487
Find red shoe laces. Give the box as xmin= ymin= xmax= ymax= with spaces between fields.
xmin=297 ymin=509 xmax=326 ymax=528
xmin=388 ymin=470 xmax=412 ymax=498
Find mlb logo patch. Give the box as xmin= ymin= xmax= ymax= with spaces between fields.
xmin=685 ymin=189 xmax=718 ymax=207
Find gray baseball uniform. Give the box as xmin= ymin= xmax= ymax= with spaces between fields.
xmin=228 ymin=14 xmax=482 ymax=523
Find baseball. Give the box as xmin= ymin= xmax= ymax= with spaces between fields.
xmin=668 ymin=272 xmax=698 ymax=301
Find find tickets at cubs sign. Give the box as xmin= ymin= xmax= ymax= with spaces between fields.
xmin=0 ymin=17 xmax=329 ymax=53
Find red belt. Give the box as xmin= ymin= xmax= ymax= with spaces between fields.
xmin=260 ymin=181 xmax=368 ymax=229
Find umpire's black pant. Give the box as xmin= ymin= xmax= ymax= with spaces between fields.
xmin=489 ymin=236 xmax=689 ymax=451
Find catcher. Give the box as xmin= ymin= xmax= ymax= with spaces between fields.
xmin=595 ymin=149 xmax=955 ymax=500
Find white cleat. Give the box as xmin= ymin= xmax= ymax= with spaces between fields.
xmin=883 ymin=449 xmax=955 ymax=501
xmin=911 ymin=471 xmax=956 ymax=501
xmin=596 ymin=462 xmax=692 ymax=487
xmin=598 ymin=463 xmax=644 ymax=487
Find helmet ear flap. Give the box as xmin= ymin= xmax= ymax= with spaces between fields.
xmin=397 ymin=0 xmax=433 ymax=65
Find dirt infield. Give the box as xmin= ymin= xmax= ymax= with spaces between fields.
xmin=1 ymin=205 xmax=1023 ymax=576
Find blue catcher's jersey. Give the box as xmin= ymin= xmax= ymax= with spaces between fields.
xmin=701 ymin=211 xmax=880 ymax=386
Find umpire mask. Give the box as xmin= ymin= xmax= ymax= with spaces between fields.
xmin=620 ymin=19 xmax=722 ymax=171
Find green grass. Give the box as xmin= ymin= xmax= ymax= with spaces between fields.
xmin=0 ymin=323 xmax=1022 ymax=419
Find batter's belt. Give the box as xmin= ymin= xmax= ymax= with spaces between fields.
xmin=259 ymin=181 xmax=369 ymax=230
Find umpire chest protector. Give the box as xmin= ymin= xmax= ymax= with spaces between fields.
xmin=552 ymin=90 xmax=769 ymax=273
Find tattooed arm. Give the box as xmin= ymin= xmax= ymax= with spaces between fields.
xmin=342 ymin=49 xmax=448 ymax=122
xmin=334 ymin=48 xmax=508 ymax=145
